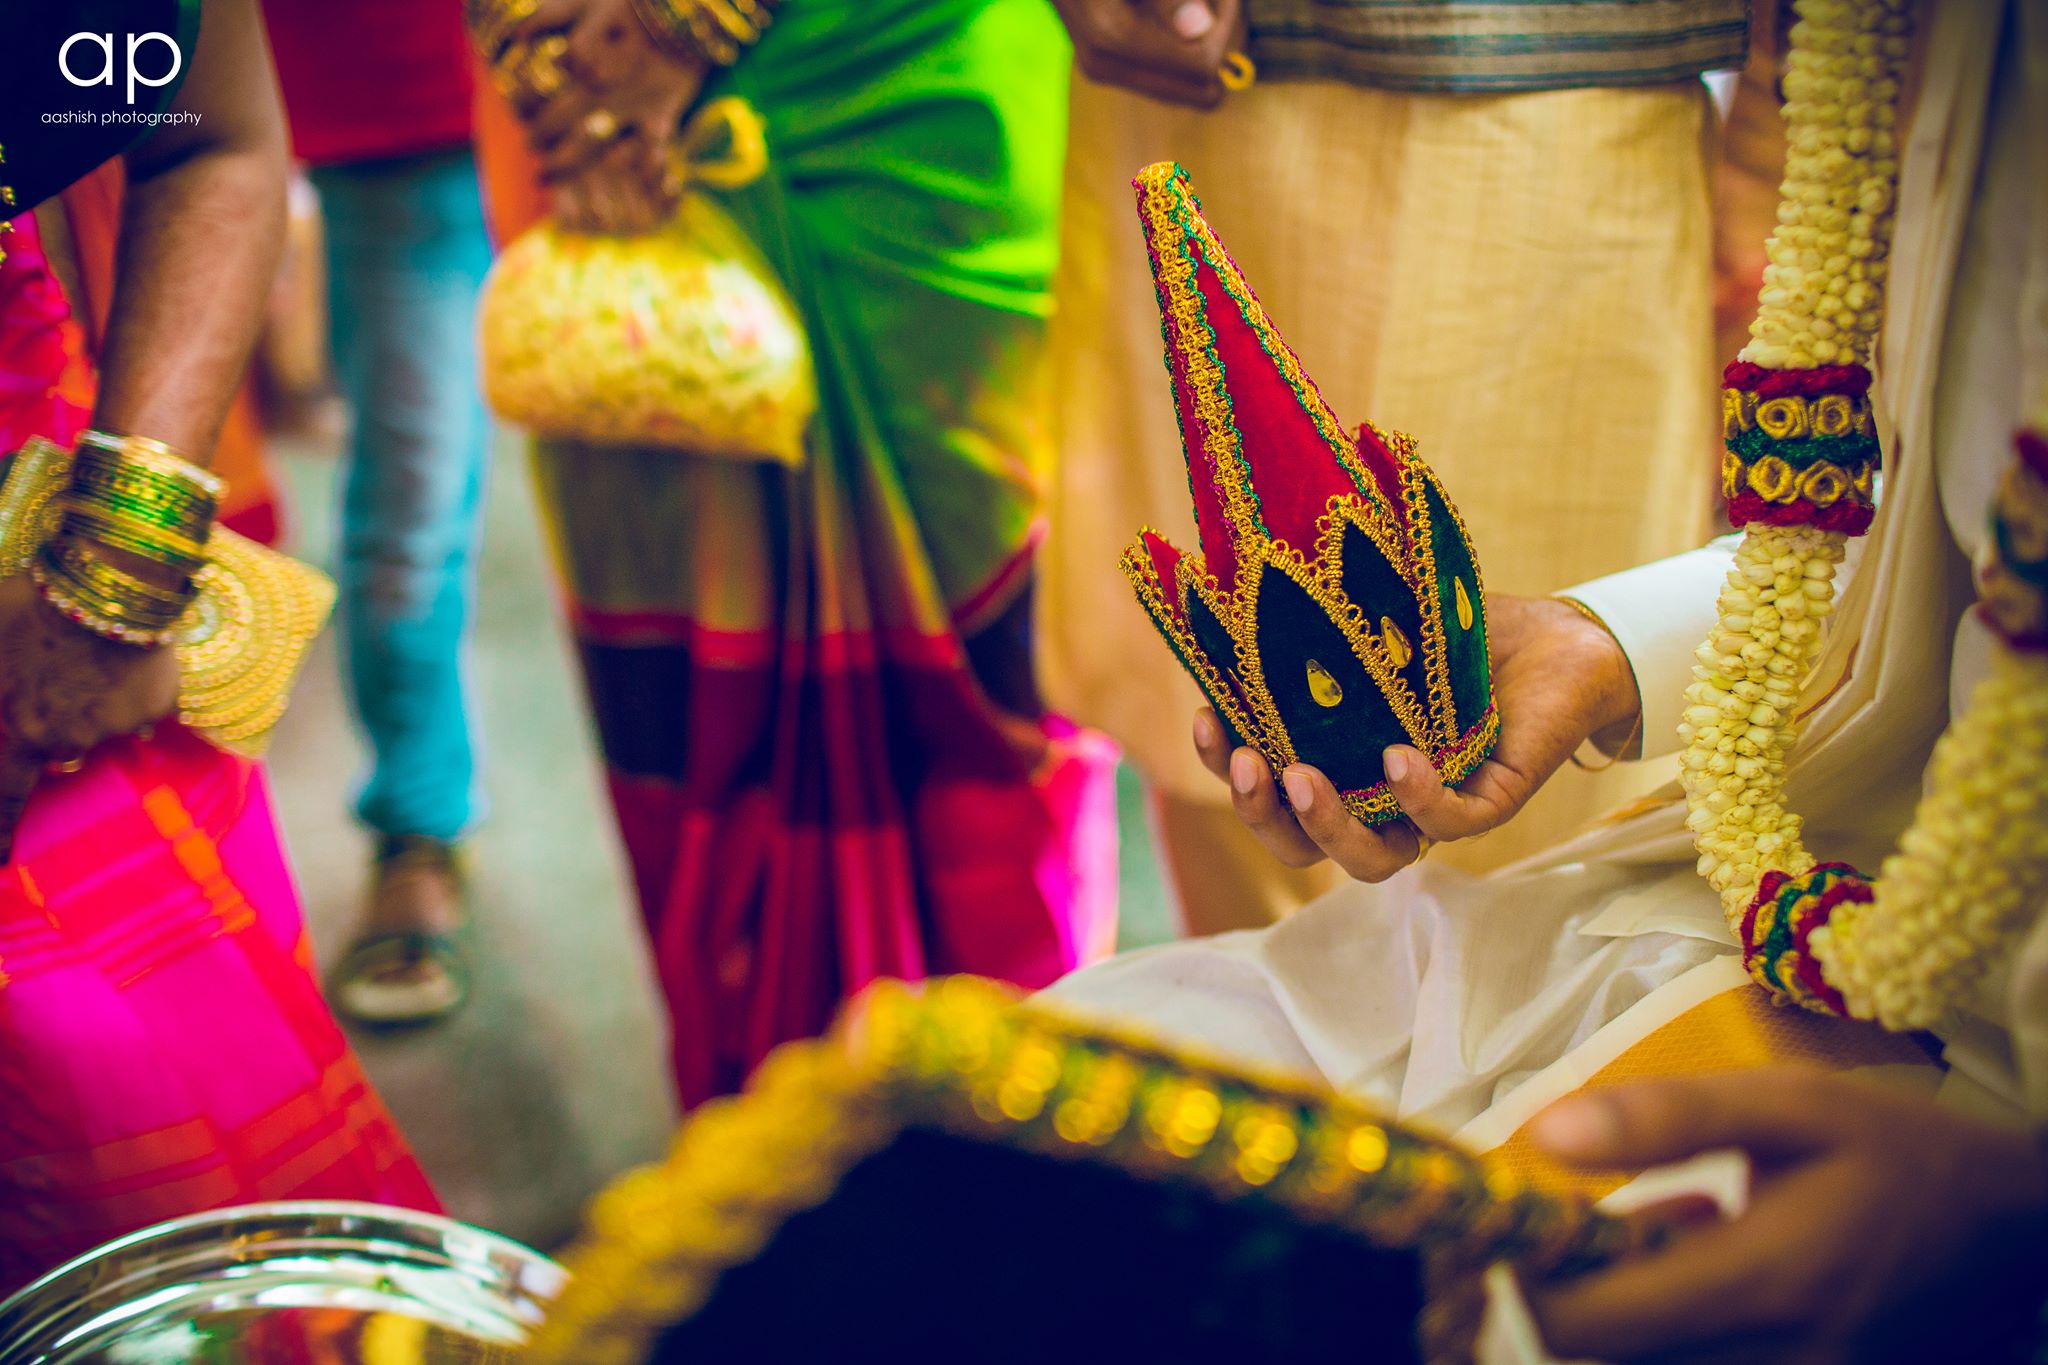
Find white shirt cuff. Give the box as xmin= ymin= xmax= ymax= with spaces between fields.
xmin=1558 ymin=537 xmax=1738 ymax=763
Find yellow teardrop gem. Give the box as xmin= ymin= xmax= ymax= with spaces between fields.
xmin=1305 ymin=659 xmax=1344 ymax=707
xmin=1454 ymin=576 xmax=1475 ymax=631
xmin=1378 ymin=617 xmax=1412 ymax=669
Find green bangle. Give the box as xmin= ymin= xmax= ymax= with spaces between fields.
xmin=56 ymin=504 xmax=210 ymax=571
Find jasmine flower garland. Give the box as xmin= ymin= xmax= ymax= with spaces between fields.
xmin=1681 ymin=0 xmax=2048 ymax=1030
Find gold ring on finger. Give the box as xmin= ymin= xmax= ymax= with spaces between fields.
xmin=525 ymin=35 xmax=568 ymax=97
xmin=474 ymin=0 xmax=540 ymax=60
xmin=1411 ymin=831 xmax=1434 ymax=863
xmin=582 ymin=109 xmax=623 ymax=144
xmin=47 ymin=756 xmax=85 ymax=775
xmin=491 ymin=41 xmax=531 ymax=98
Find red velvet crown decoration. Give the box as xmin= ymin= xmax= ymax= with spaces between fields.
xmin=1120 ymin=163 xmax=1497 ymax=825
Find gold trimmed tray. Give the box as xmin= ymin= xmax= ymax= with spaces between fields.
xmin=529 ymin=976 xmax=1634 ymax=1365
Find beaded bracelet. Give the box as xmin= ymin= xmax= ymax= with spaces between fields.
xmin=32 ymin=543 xmax=191 ymax=646
xmin=0 ymin=144 xmax=16 ymax=271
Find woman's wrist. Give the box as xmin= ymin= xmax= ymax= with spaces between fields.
xmin=32 ymin=430 xmax=218 ymax=646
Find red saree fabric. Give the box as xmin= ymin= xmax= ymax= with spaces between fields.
xmin=476 ymin=3 xmax=1120 ymax=1109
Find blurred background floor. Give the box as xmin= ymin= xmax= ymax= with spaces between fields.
xmin=261 ymin=426 xmax=1177 ymax=1250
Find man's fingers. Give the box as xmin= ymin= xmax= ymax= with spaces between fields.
xmin=551 ymin=178 xmax=593 ymax=232
xmin=0 ymin=747 xmax=44 ymax=864
xmin=1073 ymin=44 xmax=1223 ymax=107
xmin=1528 ymin=1069 xmax=1847 ymax=1170
xmin=1192 ymin=708 xmax=1232 ymax=783
xmin=99 ymin=655 xmax=179 ymax=741
xmin=1529 ymin=1163 xmax=1849 ymax=1361
xmin=560 ymin=8 xmax=635 ymax=90
xmin=1280 ymin=764 xmax=1421 ymax=882
xmin=540 ymin=113 xmax=634 ymax=182
xmin=1147 ymin=0 xmax=1220 ymax=40
xmin=1067 ymin=2 xmax=1228 ymax=105
xmin=1385 ymin=745 xmax=1523 ymax=842
xmin=1226 ymin=748 xmax=1325 ymax=867
xmin=526 ymin=80 xmax=600 ymax=155
xmin=501 ymin=0 xmax=583 ymax=49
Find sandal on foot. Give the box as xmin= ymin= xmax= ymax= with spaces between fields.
xmin=330 ymin=928 xmax=470 ymax=1027
xmin=330 ymin=835 xmax=471 ymax=1028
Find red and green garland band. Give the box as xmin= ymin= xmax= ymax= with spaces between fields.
xmin=1721 ymin=361 xmax=1881 ymax=534
xmin=1740 ymin=862 xmax=1865 ymax=1016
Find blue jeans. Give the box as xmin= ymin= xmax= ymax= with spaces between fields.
xmin=311 ymin=148 xmax=491 ymax=843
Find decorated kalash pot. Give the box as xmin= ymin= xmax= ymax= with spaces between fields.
xmin=522 ymin=977 xmax=1637 ymax=1365
xmin=1120 ymin=162 xmax=1496 ymax=827
xmin=0 ymin=1203 xmax=563 ymax=1364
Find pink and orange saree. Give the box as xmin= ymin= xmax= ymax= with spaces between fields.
xmin=0 ymin=211 xmax=435 ymax=1296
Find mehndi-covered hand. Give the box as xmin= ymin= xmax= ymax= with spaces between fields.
xmin=1525 ymin=1070 xmax=2048 ymax=1364
xmin=0 ymin=575 xmax=181 ymax=861
xmin=500 ymin=0 xmax=709 ymax=233
xmin=1051 ymin=0 xmax=1244 ymax=108
xmin=1191 ymin=593 xmax=1639 ymax=882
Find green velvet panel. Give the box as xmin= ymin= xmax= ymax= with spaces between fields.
xmin=654 ymin=1127 xmax=1426 ymax=1363
xmin=1422 ymin=474 xmax=1491 ymax=734
xmin=1254 ymin=561 xmax=1410 ymax=793
xmin=1337 ymin=517 xmax=1430 ymax=704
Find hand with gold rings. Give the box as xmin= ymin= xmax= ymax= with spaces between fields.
xmin=472 ymin=0 xmax=542 ymax=64
xmin=497 ymin=32 xmax=571 ymax=107
xmin=495 ymin=0 xmax=707 ymax=224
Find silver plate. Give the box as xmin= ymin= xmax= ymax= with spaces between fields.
xmin=0 ymin=1202 xmax=566 ymax=1365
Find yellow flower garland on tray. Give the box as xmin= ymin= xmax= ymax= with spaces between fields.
xmin=1683 ymin=0 xmax=2048 ymax=1030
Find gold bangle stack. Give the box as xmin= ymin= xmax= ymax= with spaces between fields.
xmin=33 ymin=540 xmax=192 ymax=645
xmin=632 ymin=0 xmax=776 ymax=67
xmin=2 ymin=435 xmax=337 ymax=756
xmin=34 ymin=430 xmax=220 ymax=646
